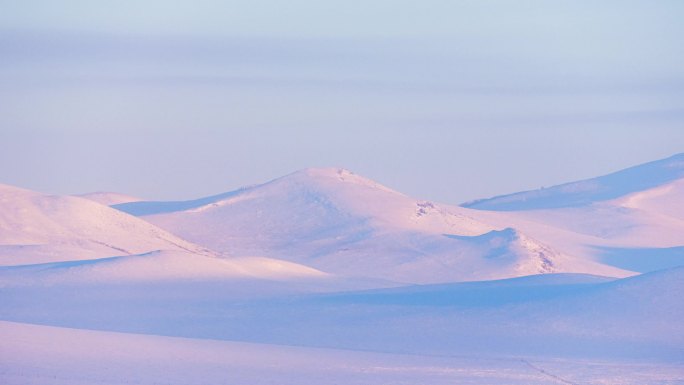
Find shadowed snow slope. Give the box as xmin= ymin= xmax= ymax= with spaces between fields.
xmin=0 ymin=183 xmax=210 ymax=266
xmin=1 ymin=268 xmax=680 ymax=362
xmin=463 ymin=152 xmax=684 ymax=211
xmin=115 ymin=168 xmax=626 ymax=283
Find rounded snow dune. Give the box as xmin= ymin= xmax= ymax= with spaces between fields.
xmin=0 ymin=250 xmax=328 ymax=287
xmin=0 ymin=183 xmax=208 ymax=266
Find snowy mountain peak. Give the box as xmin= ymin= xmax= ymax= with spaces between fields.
xmin=273 ymin=167 xmax=401 ymax=195
xmin=114 ymin=168 xmax=402 ymax=217
xmin=295 ymin=167 xmax=355 ymax=178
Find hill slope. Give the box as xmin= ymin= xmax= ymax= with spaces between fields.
xmin=0 ymin=183 xmax=210 ymax=266
xmin=462 ymin=152 xmax=684 ymax=211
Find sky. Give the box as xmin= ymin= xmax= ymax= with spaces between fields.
xmin=1 ymin=0 xmax=683 ymax=204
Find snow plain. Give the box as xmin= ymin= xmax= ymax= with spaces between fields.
xmin=1 ymin=154 xmax=683 ymax=384
xmin=2 ymin=321 xmax=682 ymax=385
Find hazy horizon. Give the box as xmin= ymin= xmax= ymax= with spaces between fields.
xmin=1 ymin=1 xmax=683 ymax=204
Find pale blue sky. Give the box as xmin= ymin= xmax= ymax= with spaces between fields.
xmin=1 ymin=1 xmax=683 ymax=203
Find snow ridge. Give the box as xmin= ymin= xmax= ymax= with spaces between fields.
xmin=462 ymin=153 xmax=684 ymax=211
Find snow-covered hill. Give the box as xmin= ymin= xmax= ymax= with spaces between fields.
xmin=115 ymin=168 xmax=626 ymax=283
xmin=109 ymin=156 xmax=684 ymax=280
xmin=461 ymin=154 xmax=684 ymax=273
xmin=0 ymin=183 xmax=346 ymax=294
xmin=463 ymin=152 xmax=684 ymax=211
xmin=0 ymin=183 xmax=211 ymax=266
